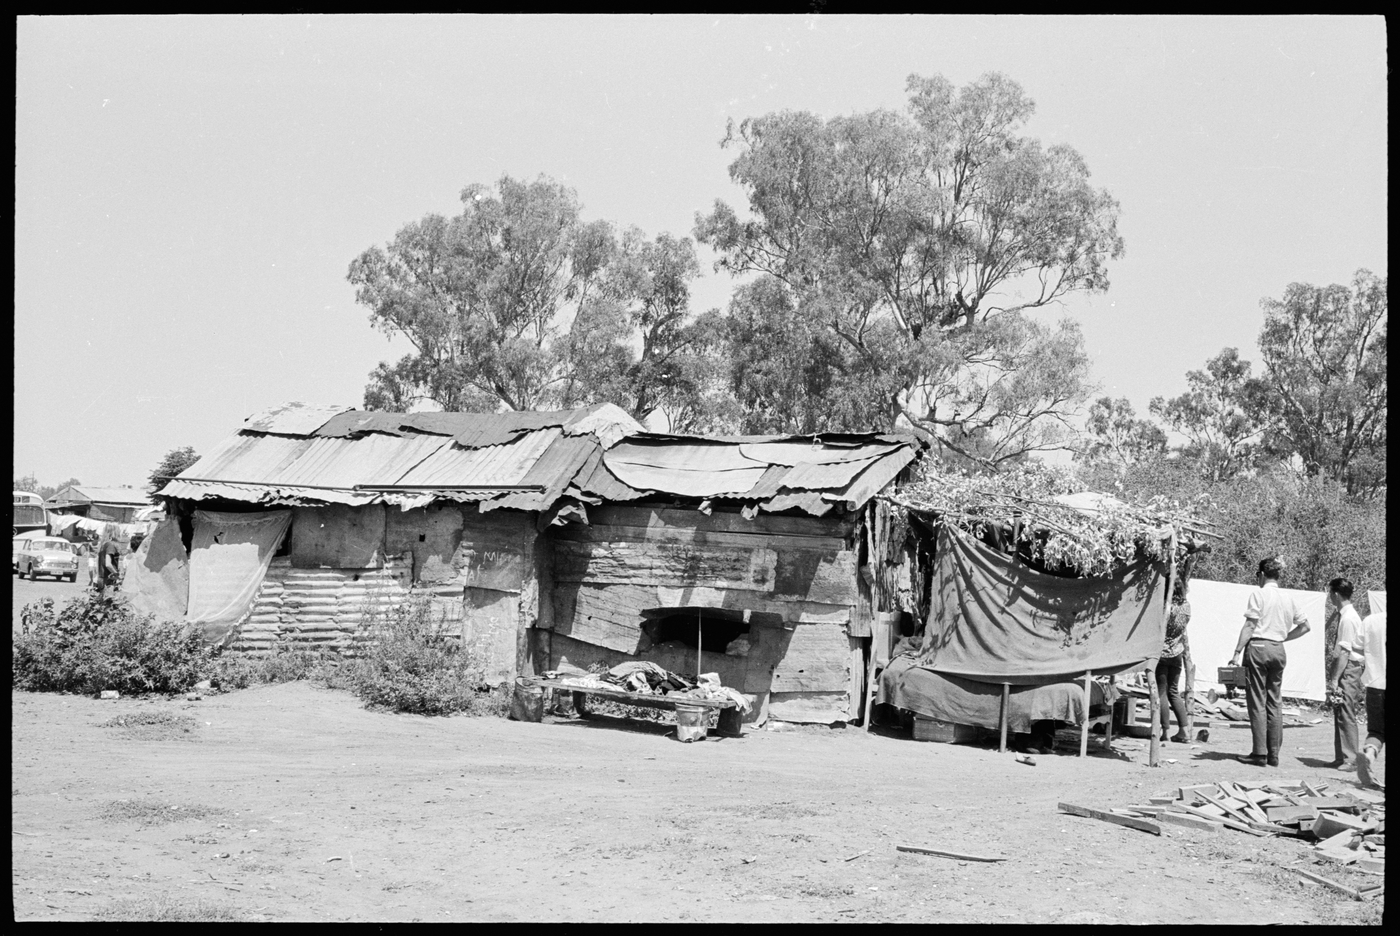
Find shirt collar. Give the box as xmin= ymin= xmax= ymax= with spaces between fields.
xmin=1263 ymin=580 xmax=1279 ymax=589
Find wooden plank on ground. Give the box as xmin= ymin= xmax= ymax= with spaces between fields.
xmin=896 ymin=845 xmax=1006 ymax=862
xmin=1158 ymin=811 xmax=1225 ymax=833
xmin=1294 ymin=868 xmax=1365 ymax=900
xmin=1179 ymin=784 xmax=1218 ymax=801
xmin=1266 ymin=805 xmax=1320 ymax=824
xmin=1058 ymin=803 xmax=1161 ymax=835
xmin=1166 ymin=804 xmax=1270 ymax=836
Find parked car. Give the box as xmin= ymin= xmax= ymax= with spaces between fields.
xmin=16 ymin=537 xmax=80 ymax=582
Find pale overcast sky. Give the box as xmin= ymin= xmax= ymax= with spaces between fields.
xmin=14 ymin=15 xmax=1387 ymax=488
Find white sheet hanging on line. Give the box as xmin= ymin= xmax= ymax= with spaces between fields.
xmin=1185 ymin=579 xmax=1327 ymax=702
xmin=186 ymin=509 xmax=291 ymax=643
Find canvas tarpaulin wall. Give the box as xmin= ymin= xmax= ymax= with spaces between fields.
xmin=878 ymin=655 xmax=1108 ymax=732
xmin=1185 ymin=579 xmax=1327 ymax=702
xmin=187 ymin=510 xmax=292 ymax=643
xmin=123 ymin=518 xmax=189 ymax=623
xmin=919 ymin=525 xmax=1167 ymax=684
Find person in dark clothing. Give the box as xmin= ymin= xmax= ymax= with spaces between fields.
xmin=1155 ymin=578 xmax=1192 ymax=743
xmin=95 ymin=525 xmax=122 ymax=594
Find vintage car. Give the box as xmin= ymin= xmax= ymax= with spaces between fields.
xmin=16 ymin=536 xmax=80 ymax=582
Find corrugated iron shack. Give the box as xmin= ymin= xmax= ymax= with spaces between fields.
xmin=145 ymin=402 xmax=925 ymax=725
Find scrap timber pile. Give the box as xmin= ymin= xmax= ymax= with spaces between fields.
xmin=1061 ymin=779 xmax=1384 ymax=901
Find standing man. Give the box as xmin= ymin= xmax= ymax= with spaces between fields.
xmin=94 ymin=523 xmax=122 ymax=595
xmin=1357 ymin=603 xmax=1386 ymax=789
xmin=1325 ymin=578 xmax=1365 ymax=771
xmin=1229 ymin=557 xmax=1311 ymax=767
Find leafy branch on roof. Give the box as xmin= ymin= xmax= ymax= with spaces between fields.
xmin=885 ymin=462 xmax=1217 ymax=578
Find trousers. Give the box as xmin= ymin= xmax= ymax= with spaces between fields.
xmin=1244 ymin=639 xmax=1286 ymax=759
xmin=1155 ymin=654 xmax=1189 ymax=736
xmin=1365 ymin=687 xmax=1386 ymax=750
xmin=1332 ymin=658 xmax=1365 ymax=764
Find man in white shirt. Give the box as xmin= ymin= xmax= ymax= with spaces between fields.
xmin=1357 ymin=607 xmax=1386 ymax=789
xmin=1326 ymin=577 xmax=1366 ymax=771
xmin=1229 ymin=557 xmax=1311 ymax=767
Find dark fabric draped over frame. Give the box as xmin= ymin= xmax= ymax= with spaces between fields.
xmin=917 ymin=525 xmax=1168 ymax=685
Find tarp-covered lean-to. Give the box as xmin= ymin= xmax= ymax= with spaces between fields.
xmin=186 ymin=510 xmax=292 ymax=643
xmin=123 ymin=518 xmax=190 ymax=623
xmin=920 ymin=525 xmax=1167 ymax=684
xmin=878 ymin=656 xmax=1107 ymax=733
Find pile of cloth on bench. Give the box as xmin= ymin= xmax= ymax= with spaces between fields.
xmin=542 ymin=661 xmax=753 ymax=715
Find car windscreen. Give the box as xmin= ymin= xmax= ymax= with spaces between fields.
xmin=32 ymin=540 xmax=75 ymax=553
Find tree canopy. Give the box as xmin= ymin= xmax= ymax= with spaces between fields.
xmin=694 ymin=72 xmax=1123 ymax=462
xmin=347 ymin=175 xmax=723 ymax=430
xmin=147 ymin=446 xmax=199 ymax=503
xmin=1253 ymin=269 xmax=1387 ymax=494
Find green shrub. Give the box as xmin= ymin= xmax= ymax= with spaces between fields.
xmin=336 ymin=595 xmax=505 ymax=716
xmin=207 ymin=645 xmax=338 ymax=690
xmin=12 ymin=592 xmax=210 ymax=695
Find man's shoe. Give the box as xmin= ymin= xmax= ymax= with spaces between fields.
xmin=1238 ymin=754 xmax=1269 ymax=767
xmin=1266 ymin=757 xmax=1279 ymax=767
xmin=1170 ymin=733 xmax=1189 ymax=743
xmin=1335 ymin=761 xmax=1357 ymax=773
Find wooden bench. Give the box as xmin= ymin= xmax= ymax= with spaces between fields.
xmin=522 ymin=676 xmax=744 ymax=737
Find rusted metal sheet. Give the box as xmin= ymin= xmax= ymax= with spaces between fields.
xmin=175 ymin=434 xmax=315 ymax=487
xmin=738 ymin=441 xmax=900 ymax=466
xmin=775 ymin=455 xmax=883 ymax=492
xmin=485 ymin=435 xmax=600 ymax=512
xmin=269 ymin=434 xmax=448 ymax=489
xmin=395 ymin=428 xmax=562 ymax=488
xmin=243 ymin=402 xmax=353 ymax=436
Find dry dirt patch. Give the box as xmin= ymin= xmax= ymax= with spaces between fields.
xmin=98 ymin=710 xmax=203 ymax=741
xmin=10 ymin=682 xmax=1384 ymax=923
xmin=98 ymin=799 xmax=228 ymax=827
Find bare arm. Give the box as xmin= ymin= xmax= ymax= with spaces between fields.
xmin=1327 ymin=649 xmax=1348 ymax=689
xmin=1230 ymin=623 xmax=1255 ymax=665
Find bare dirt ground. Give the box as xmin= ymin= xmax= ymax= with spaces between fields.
xmin=11 ymin=677 xmax=1383 ymax=923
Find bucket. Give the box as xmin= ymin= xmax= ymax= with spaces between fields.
xmin=674 ymin=703 xmax=708 ymax=743
xmin=509 ymin=679 xmax=544 ymax=723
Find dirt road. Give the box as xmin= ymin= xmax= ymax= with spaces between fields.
xmin=10 ymin=682 xmax=1382 ymax=923
xmin=12 ymin=566 xmax=91 ymax=631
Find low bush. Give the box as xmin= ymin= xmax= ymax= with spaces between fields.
xmin=11 ymin=592 xmax=210 ymax=695
xmin=336 ymin=595 xmax=506 ymax=716
xmin=207 ymin=645 xmax=338 ymax=690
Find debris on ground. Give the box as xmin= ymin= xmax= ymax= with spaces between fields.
xmin=1108 ymin=779 xmax=1385 ymax=861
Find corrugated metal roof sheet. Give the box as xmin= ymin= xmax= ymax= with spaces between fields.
xmin=47 ymin=485 xmax=149 ymax=507
xmin=738 ymin=441 xmax=899 ymax=466
xmin=570 ymin=448 xmax=650 ymax=502
xmin=485 ymin=435 xmax=600 ymax=512
xmin=739 ymin=464 xmax=792 ymax=501
xmin=269 ymin=434 xmax=448 ymax=489
xmin=395 ymin=428 xmax=563 ymax=488
xmin=243 ymin=402 xmax=353 ymax=435
xmin=774 ymin=455 xmax=883 ymax=492
xmin=175 ymin=434 xmax=316 ymax=486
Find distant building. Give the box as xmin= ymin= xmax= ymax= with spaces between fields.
xmin=46 ymin=485 xmax=149 ymax=524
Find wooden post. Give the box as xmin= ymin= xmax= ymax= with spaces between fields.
xmin=1104 ymin=688 xmax=1114 ymax=749
xmin=999 ymin=682 xmax=1010 ymax=753
xmin=696 ymin=608 xmax=702 ymax=678
xmin=1147 ymin=661 xmax=1161 ymax=767
xmin=1080 ymin=671 xmax=1092 ymax=757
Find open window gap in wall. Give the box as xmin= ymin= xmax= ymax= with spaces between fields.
xmin=639 ymin=606 xmax=783 ymax=655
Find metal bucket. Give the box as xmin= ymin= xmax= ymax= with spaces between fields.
xmin=674 ymin=703 xmax=708 ymax=742
xmin=509 ymin=679 xmax=544 ymax=723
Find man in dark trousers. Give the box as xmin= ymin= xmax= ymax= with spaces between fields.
xmin=1229 ymin=557 xmax=1311 ymax=767
xmin=1325 ymin=577 xmax=1366 ymax=771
